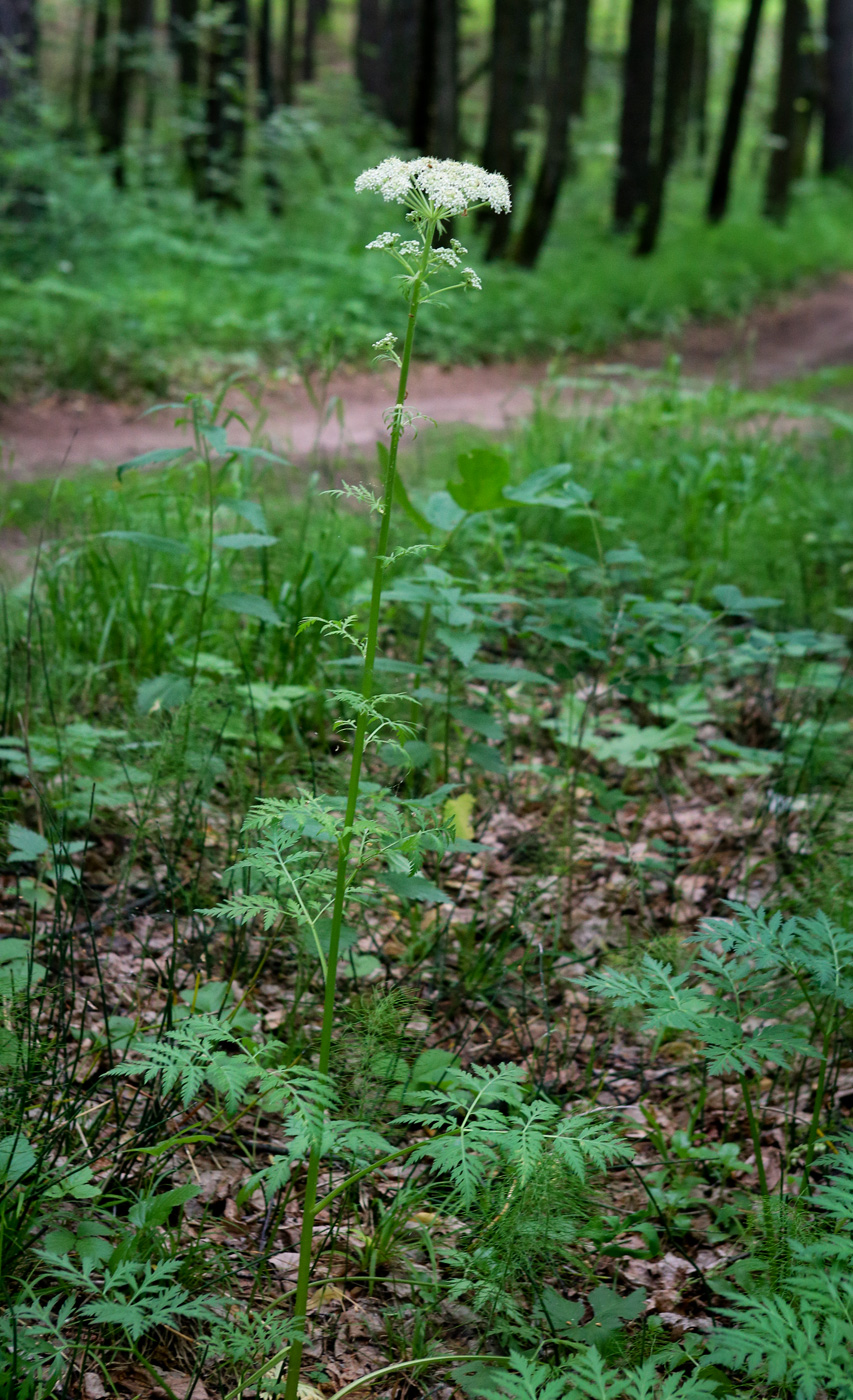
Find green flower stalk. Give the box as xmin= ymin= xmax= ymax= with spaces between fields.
xmin=281 ymin=157 xmax=510 ymax=1400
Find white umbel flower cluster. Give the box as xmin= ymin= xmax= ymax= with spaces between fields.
xmin=355 ymin=156 xmax=511 ymax=217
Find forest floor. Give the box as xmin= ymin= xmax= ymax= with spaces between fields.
xmin=2 ymin=271 xmax=853 ymax=479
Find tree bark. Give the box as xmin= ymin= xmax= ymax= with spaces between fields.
xmin=764 ymin=0 xmax=807 ymax=219
xmin=636 ymin=0 xmax=695 ymax=253
xmin=567 ymin=0 xmax=592 ymax=116
xmin=303 ymin=0 xmax=326 ymax=80
xmin=258 ymin=0 xmax=276 ymax=115
xmin=823 ymin=0 xmax=853 ymax=172
xmin=613 ymin=0 xmax=660 ymax=230
xmin=101 ymin=0 xmax=153 ymax=186
xmin=706 ymin=0 xmax=764 ymax=220
xmin=0 ymin=0 xmax=37 ymax=99
xmin=88 ymin=0 xmax=111 ymax=136
xmin=169 ymin=0 xmax=203 ymax=193
xmin=430 ymin=0 xmax=458 ymax=156
xmin=203 ymin=0 xmax=248 ymax=206
xmin=688 ymin=0 xmax=711 ymax=156
xmin=282 ymin=0 xmax=296 ymax=103
xmin=355 ymin=0 xmax=383 ymax=98
xmin=380 ymin=0 xmax=422 ymax=132
xmin=513 ymin=0 xmax=578 ymax=268
xmin=480 ymin=0 xmax=533 ymax=258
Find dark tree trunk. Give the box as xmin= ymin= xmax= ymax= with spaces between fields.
xmin=823 ymin=0 xmax=853 ymax=172
xmin=303 ymin=0 xmax=326 ymax=80
xmin=101 ymin=0 xmax=153 ymax=186
xmin=355 ymin=0 xmax=383 ymax=98
xmin=789 ymin=8 xmax=820 ymax=178
xmin=88 ymin=0 xmax=111 ymax=136
xmin=380 ymin=0 xmax=422 ymax=130
xmin=613 ymin=0 xmax=660 ymax=230
xmin=203 ymin=0 xmax=248 ymax=206
xmin=481 ymin=0 xmax=533 ymax=259
xmin=706 ymin=0 xmax=764 ymax=220
xmin=169 ymin=0 xmax=202 ymax=192
xmin=689 ymin=0 xmax=711 ymax=156
xmin=513 ymin=0 xmax=578 ymax=268
xmin=430 ymin=0 xmax=458 ymax=156
xmin=258 ymin=0 xmax=276 ymax=115
xmin=69 ymin=0 xmax=89 ymax=132
xmin=282 ymin=0 xmax=296 ymax=103
xmin=764 ymin=0 xmax=807 ymax=219
xmin=0 ymin=0 xmax=37 ymax=99
xmin=636 ymin=0 xmax=695 ymax=253
xmin=567 ymin=0 xmax=592 ymax=116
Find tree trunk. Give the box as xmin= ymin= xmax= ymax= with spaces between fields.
xmin=689 ymin=0 xmax=712 ymax=157
xmin=430 ymin=0 xmax=458 ymax=156
xmin=764 ymin=0 xmax=807 ymax=219
xmin=481 ymin=0 xmax=533 ymax=259
xmin=706 ymin=0 xmax=764 ymax=220
xmin=203 ymin=0 xmax=248 ymax=206
xmin=567 ymin=0 xmax=592 ymax=116
xmin=380 ymin=0 xmax=422 ymax=132
xmin=282 ymin=0 xmax=296 ymax=103
xmin=613 ymin=0 xmax=660 ymax=230
xmin=169 ymin=0 xmax=203 ymax=193
xmin=258 ymin=0 xmax=276 ymax=115
xmin=101 ymin=0 xmax=153 ymax=186
xmin=636 ymin=0 xmax=695 ymax=253
xmin=69 ymin=0 xmax=89 ymax=132
xmin=513 ymin=0 xmax=577 ymax=268
xmin=303 ymin=0 xmax=326 ymax=80
xmin=355 ymin=0 xmax=383 ymax=98
xmin=822 ymin=0 xmax=853 ymax=172
xmin=88 ymin=0 xmax=111 ymax=136
xmin=789 ymin=8 xmax=820 ymax=179
xmin=0 ymin=0 xmax=37 ymax=99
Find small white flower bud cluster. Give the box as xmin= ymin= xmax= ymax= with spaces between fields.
xmin=461 ymin=267 xmax=482 ymax=291
xmin=431 ymin=247 xmax=461 ymax=267
xmin=399 ymin=240 xmax=422 ymax=257
xmin=372 ymin=332 xmax=398 ymax=351
xmin=365 ymin=231 xmax=399 ymax=251
xmin=355 ymin=156 xmax=511 ymax=218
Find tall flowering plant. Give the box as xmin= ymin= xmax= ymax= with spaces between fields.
xmin=281 ymin=157 xmax=510 ymax=1400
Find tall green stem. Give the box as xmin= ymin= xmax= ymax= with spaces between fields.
xmin=283 ymin=226 xmax=435 ymax=1400
xmin=800 ymin=1016 xmax=836 ymax=1193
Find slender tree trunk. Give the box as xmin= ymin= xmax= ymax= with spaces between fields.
xmin=282 ymin=0 xmax=296 ymax=102
xmin=88 ymin=0 xmax=111 ymax=135
xmin=689 ymin=0 xmax=711 ymax=156
xmin=69 ymin=0 xmax=89 ymax=132
xmin=0 ymin=0 xmax=37 ymax=99
xmin=706 ymin=0 xmax=764 ymax=220
xmin=303 ymin=0 xmax=326 ymax=80
xmin=169 ymin=0 xmax=203 ymax=190
xmin=636 ymin=0 xmax=695 ymax=253
xmin=203 ymin=0 xmax=248 ymax=206
xmin=381 ymin=0 xmax=422 ymax=131
xmin=481 ymin=0 xmax=533 ymax=259
xmin=764 ymin=0 xmax=807 ymax=219
xmin=823 ymin=0 xmax=853 ymax=171
xmin=258 ymin=0 xmax=276 ymax=114
xmin=613 ymin=0 xmax=660 ymax=230
xmin=568 ymin=0 xmax=592 ymax=116
xmin=102 ymin=0 xmax=153 ymax=186
xmin=355 ymin=0 xmax=383 ymax=97
xmin=430 ymin=0 xmax=458 ymax=156
xmin=513 ymin=0 xmax=577 ymax=268
xmin=790 ymin=8 xmax=820 ymax=178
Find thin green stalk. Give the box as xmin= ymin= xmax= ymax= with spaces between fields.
xmin=283 ymin=225 xmax=436 ymax=1400
xmin=739 ymin=1072 xmax=769 ymax=1198
xmin=799 ymin=1016 xmax=836 ymax=1192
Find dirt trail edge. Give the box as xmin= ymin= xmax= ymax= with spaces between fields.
xmin=3 ymin=274 xmax=853 ymax=480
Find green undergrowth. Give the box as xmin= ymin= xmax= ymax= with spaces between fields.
xmin=3 ymin=80 xmax=853 ymax=398
xmin=1 ymin=382 xmax=853 ymax=1397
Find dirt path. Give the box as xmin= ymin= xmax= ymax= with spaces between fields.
xmin=3 ymin=274 xmax=853 ymax=480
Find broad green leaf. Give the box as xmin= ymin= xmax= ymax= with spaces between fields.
xmin=444 ymin=792 xmax=475 ymax=840
xmin=136 ymin=673 xmax=192 ymax=714
xmin=469 ymin=661 xmax=553 ymax=686
xmin=383 ymin=873 xmax=452 ymax=904
xmin=447 ymin=448 xmax=511 ymax=512
xmin=117 ymin=447 xmax=189 ymax=479
xmin=0 ymin=1132 xmax=36 ymax=1184
xmin=6 ymin=823 xmax=48 ymax=862
xmin=423 ymin=490 xmax=467 ymax=531
xmin=214 ymin=532 xmax=279 ymax=550
xmin=100 ymin=531 xmax=189 ymax=556
xmin=217 ymin=592 xmax=282 ymax=626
